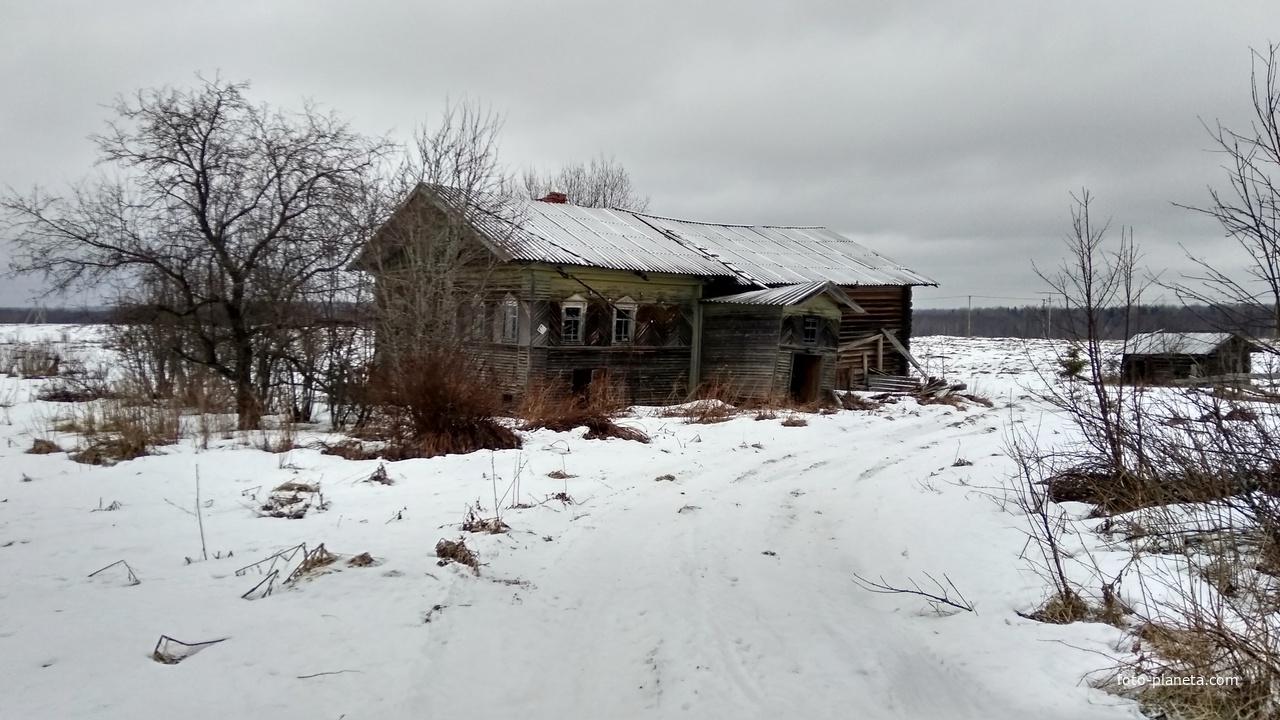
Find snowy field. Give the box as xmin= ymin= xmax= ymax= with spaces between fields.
xmin=0 ymin=329 xmax=1146 ymax=719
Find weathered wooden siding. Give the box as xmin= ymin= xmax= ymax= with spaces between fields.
xmin=532 ymin=347 xmax=691 ymax=404
xmin=700 ymin=305 xmax=784 ymax=399
xmin=519 ymin=264 xmax=701 ymax=402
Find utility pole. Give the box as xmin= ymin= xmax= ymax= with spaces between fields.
xmin=966 ymin=295 xmax=972 ymax=338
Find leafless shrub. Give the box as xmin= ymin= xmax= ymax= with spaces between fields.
xmin=852 ymin=571 xmax=976 ymax=615
xmin=367 ymin=349 xmax=521 ymax=459
xmin=35 ymin=358 xmax=112 ymax=402
xmin=780 ymin=414 xmax=808 ymax=427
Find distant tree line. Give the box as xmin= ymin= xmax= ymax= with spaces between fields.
xmin=913 ymin=303 xmax=1278 ymax=340
xmin=0 ymin=307 xmax=114 ymax=324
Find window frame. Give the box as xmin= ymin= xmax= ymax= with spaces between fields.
xmin=561 ymin=297 xmax=586 ymax=345
xmin=613 ymin=297 xmax=636 ymax=345
xmin=802 ymin=315 xmax=820 ymax=346
xmin=501 ymin=298 xmax=519 ymax=344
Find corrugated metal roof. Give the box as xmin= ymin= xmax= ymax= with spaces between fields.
xmin=635 ymin=214 xmax=936 ymax=286
xmin=704 ymin=281 xmax=867 ymax=313
xmin=423 ymin=185 xmax=936 ymax=287
xmin=1124 ymin=332 xmax=1235 ymax=356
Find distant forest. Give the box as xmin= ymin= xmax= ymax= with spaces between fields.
xmin=0 ymin=307 xmax=114 ymax=324
xmin=914 ymin=304 xmax=1278 ymax=340
xmin=2 ymin=303 xmax=1276 ymax=341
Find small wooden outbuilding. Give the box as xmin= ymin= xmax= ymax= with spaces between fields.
xmin=1121 ymin=331 xmax=1255 ymax=383
xmin=700 ymin=282 xmax=864 ymax=403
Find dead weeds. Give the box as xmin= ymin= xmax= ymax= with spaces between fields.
xmin=436 ymin=538 xmax=479 ymax=570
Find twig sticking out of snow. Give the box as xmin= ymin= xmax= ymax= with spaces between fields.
xmin=152 ymin=635 xmax=227 ymax=664
xmin=87 ymin=559 xmax=140 ymax=586
xmin=852 ymin=571 xmax=976 ymax=615
xmin=297 ymin=669 xmax=363 ymax=680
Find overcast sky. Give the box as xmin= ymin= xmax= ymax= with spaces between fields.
xmin=2 ymin=1 xmax=1278 ymax=308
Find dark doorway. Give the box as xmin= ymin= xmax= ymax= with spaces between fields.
xmin=571 ymin=368 xmax=594 ymax=396
xmin=789 ymin=354 xmax=822 ymax=403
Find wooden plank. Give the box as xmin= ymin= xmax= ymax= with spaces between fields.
xmin=880 ymin=328 xmax=925 ymax=375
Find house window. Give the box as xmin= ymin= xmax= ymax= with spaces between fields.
xmin=613 ymin=304 xmax=635 ymax=344
xmin=501 ymin=300 xmax=519 ymax=344
xmin=562 ymin=303 xmax=584 ymax=344
xmin=803 ymin=316 xmax=820 ymax=345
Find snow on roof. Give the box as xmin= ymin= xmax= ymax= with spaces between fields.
xmin=703 ymin=281 xmax=867 ymax=312
xmin=422 ymin=184 xmax=936 ymax=287
xmin=1124 ymin=331 xmax=1236 ymax=356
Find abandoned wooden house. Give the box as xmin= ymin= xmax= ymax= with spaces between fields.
xmin=1121 ymin=331 xmax=1255 ymax=383
xmin=357 ymin=184 xmax=936 ymax=404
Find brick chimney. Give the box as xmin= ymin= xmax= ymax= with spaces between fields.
xmin=538 ymin=191 xmax=568 ymax=204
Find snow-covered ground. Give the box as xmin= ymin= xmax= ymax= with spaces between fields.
xmin=0 ymin=330 xmax=1144 ymax=719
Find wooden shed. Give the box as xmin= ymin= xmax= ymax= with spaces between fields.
xmin=700 ymin=282 xmax=864 ymax=402
xmin=1121 ymin=331 xmax=1255 ymax=383
xmin=357 ymin=184 xmax=936 ymax=404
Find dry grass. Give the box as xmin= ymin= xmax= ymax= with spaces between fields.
xmin=54 ymin=397 xmax=183 ymax=466
xmin=1024 ymin=589 xmax=1091 ymax=624
xmin=365 ymin=464 xmax=393 ymax=485
xmin=780 ymin=414 xmax=809 ymax=427
xmin=1 ymin=341 xmax=62 ymax=378
xmin=520 ymin=379 xmax=649 ymax=443
xmin=436 ymin=538 xmax=479 ymax=570
xmin=27 ymin=438 xmax=61 ymax=454
xmin=661 ymin=378 xmax=742 ymax=424
xmin=838 ymin=392 xmax=883 ymax=411
xmin=347 ymin=552 xmax=375 ymax=567
xmin=460 ymin=502 xmax=509 ymax=534
xmin=317 ymin=438 xmax=381 ymax=460
xmin=258 ymin=481 xmax=326 ymax=519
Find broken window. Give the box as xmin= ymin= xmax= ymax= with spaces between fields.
xmin=501 ymin=300 xmax=519 ymax=343
xmin=803 ymin=316 xmax=820 ymax=345
xmin=613 ymin=305 xmax=634 ymax=344
xmin=562 ymin=304 xmax=584 ymax=344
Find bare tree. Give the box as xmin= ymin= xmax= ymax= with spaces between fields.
xmin=522 ymin=153 xmax=649 ymax=211
xmin=1176 ymin=44 xmax=1280 ymax=343
xmin=1035 ymin=190 xmax=1148 ymax=475
xmin=358 ymin=98 xmax=518 ymax=354
xmin=2 ymin=76 xmax=391 ymax=429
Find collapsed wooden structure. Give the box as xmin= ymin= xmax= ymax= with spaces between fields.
xmin=357 ymin=184 xmax=936 ymax=403
xmin=1121 ymin=331 xmax=1256 ymax=384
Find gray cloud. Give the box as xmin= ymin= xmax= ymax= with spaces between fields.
xmin=3 ymin=1 xmax=1278 ymax=307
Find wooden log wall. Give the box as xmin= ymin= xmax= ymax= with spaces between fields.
xmin=837 ymin=285 xmax=913 ymax=388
